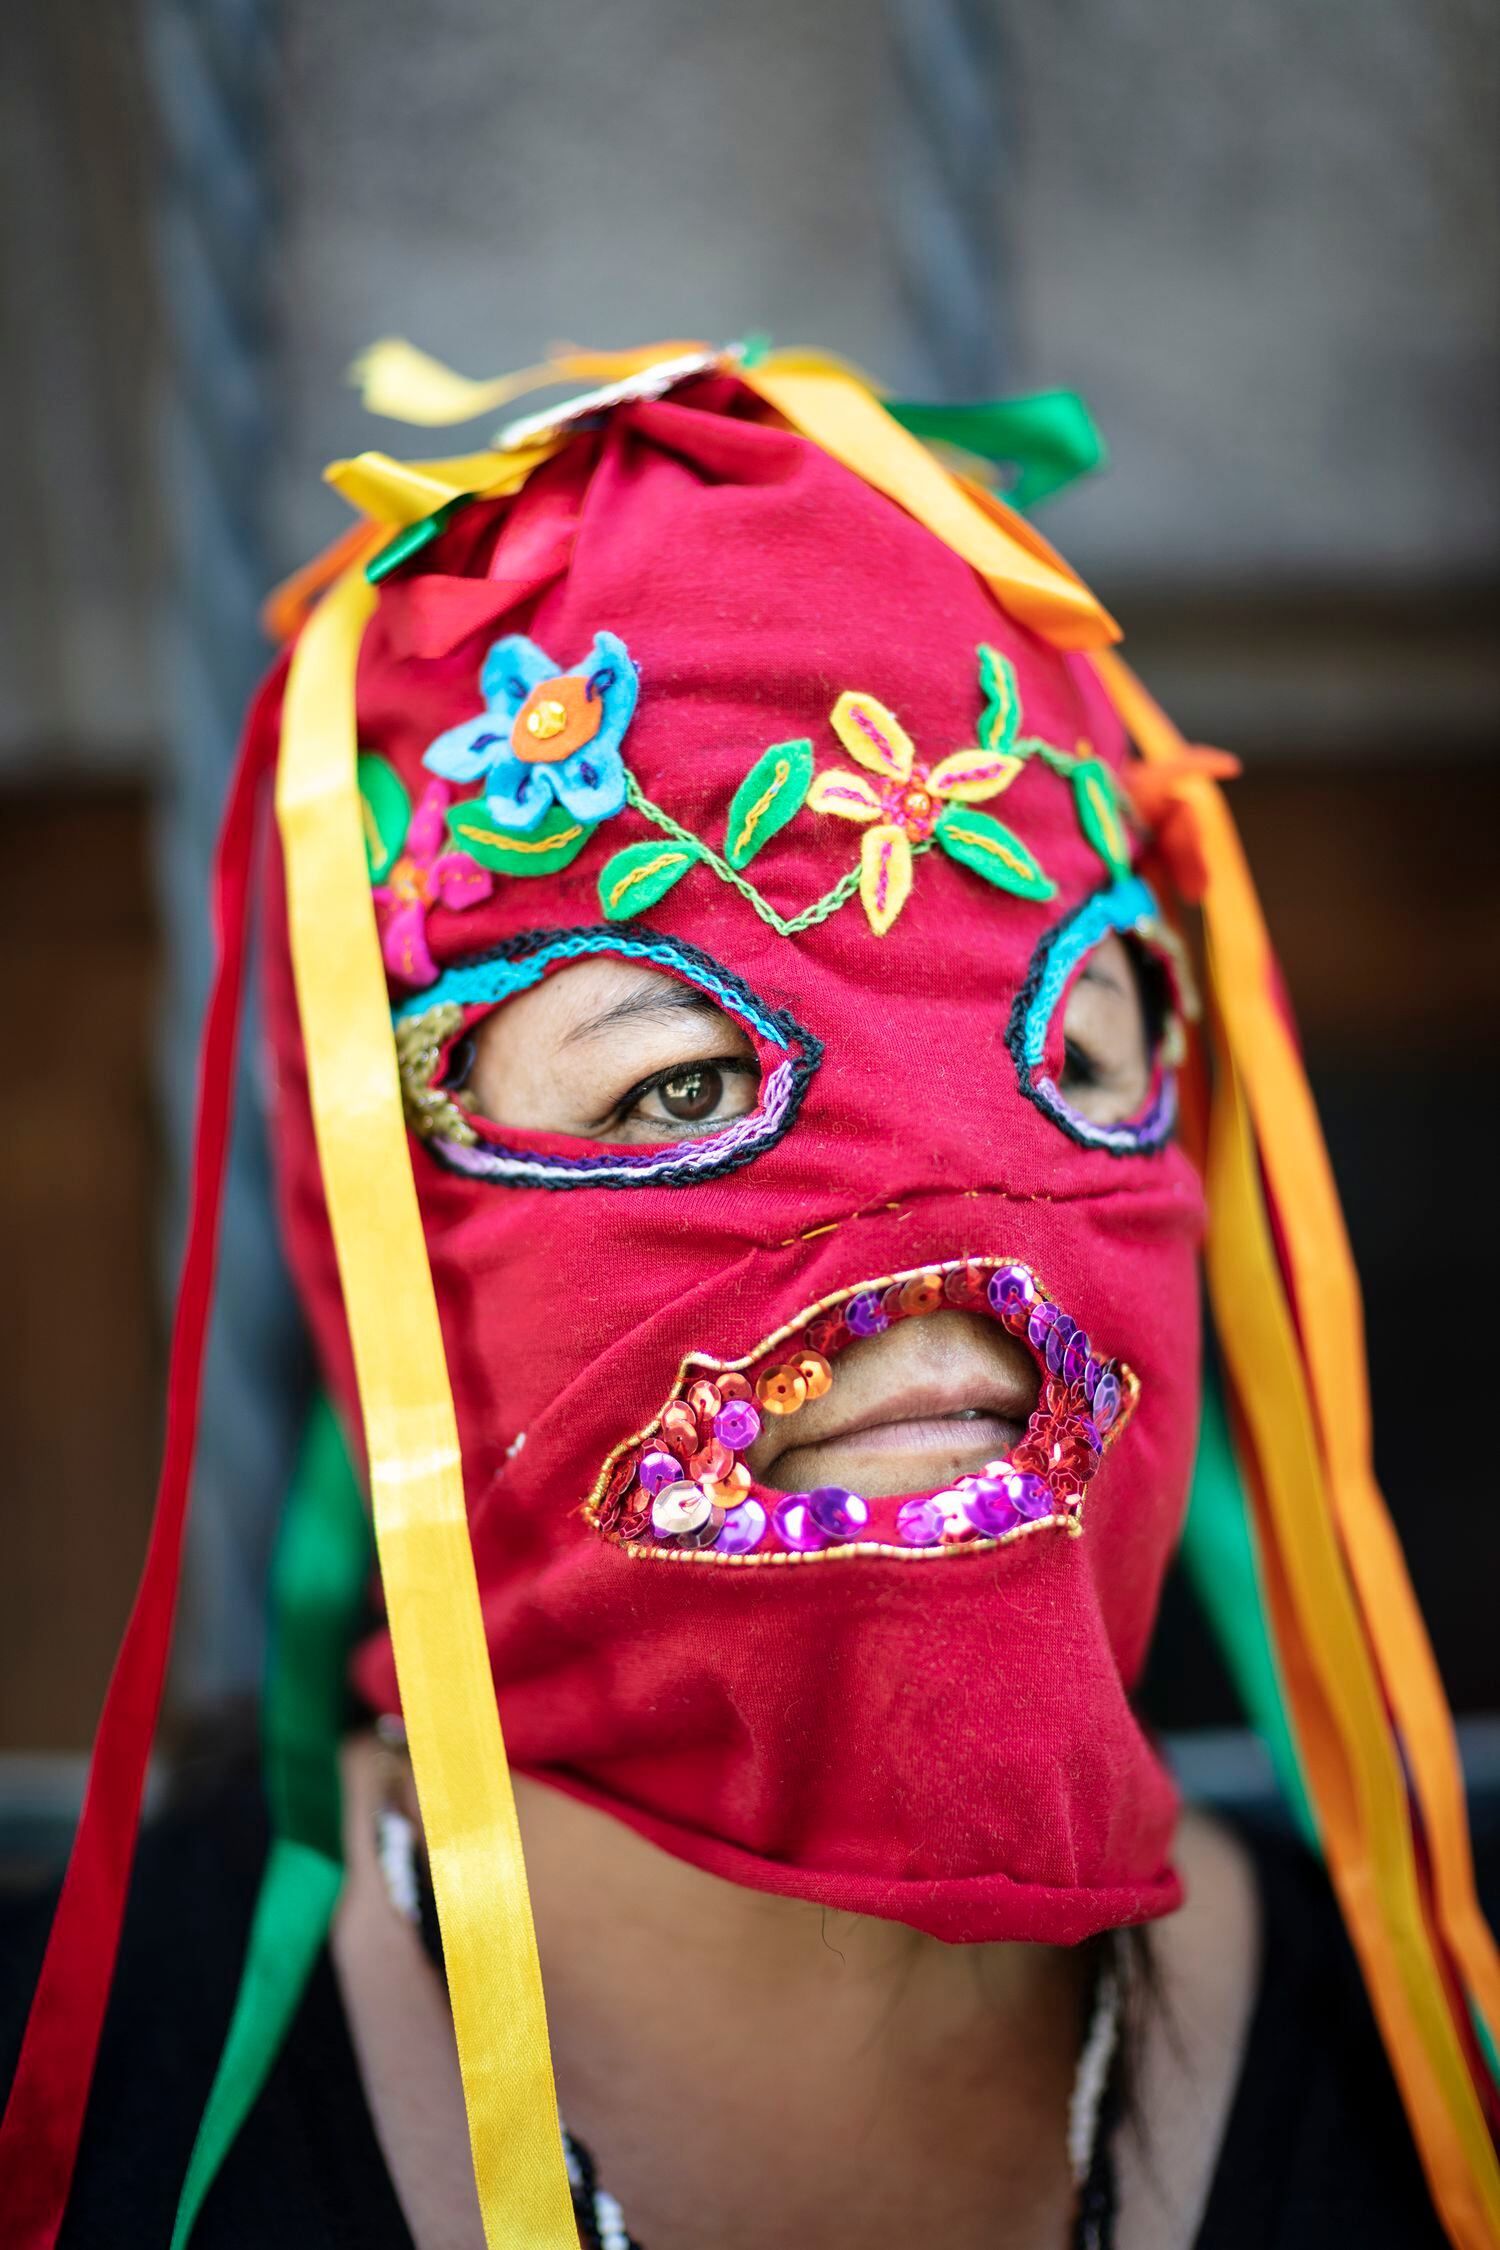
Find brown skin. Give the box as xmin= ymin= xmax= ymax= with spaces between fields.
xmin=336 ymin=1751 xmax=1257 ymax=2250
xmin=335 ymin=941 xmax=1257 ymax=2246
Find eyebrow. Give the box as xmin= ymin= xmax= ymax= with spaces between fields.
xmin=557 ymin=978 xmax=731 ymax=1049
xmin=1078 ymin=957 xmax=1131 ymax=1002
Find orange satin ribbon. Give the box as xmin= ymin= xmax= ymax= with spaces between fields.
xmin=1097 ymin=647 xmax=1500 ymax=2247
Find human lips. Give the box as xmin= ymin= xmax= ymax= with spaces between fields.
xmin=746 ymin=1317 xmax=1039 ymax=1498
xmin=586 ymin=1257 xmax=1135 ymax=1563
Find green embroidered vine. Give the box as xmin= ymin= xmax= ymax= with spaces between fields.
xmin=1010 ymin=727 xmax=1134 ymax=878
xmin=609 ymin=773 xmax=879 ymax=935
xmin=425 ymin=637 xmax=1135 ymax=941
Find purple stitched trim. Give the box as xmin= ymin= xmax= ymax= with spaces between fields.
xmin=435 ymin=1058 xmax=800 ymax=1183
xmin=1032 ymin=1070 xmax=1177 ymax=1154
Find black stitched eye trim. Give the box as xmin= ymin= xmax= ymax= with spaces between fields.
xmin=1007 ymin=877 xmax=1183 ymax=1157
xmin=391 ymin=926 xmax=822 ymax=1189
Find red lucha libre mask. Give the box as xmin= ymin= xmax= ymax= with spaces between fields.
xmin=265 ymin=380 xmax=1204 ymax=1945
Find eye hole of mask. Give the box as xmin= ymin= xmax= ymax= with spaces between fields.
xmin=1008 ymin=878 xmax=1185 ymax=1156
xmin=448 ymin=956 xmax=762 ymax=1146
xmin=1056 ymin=932 xmax=1172 ymax=1129
xmin=392 ymin=928 xmax=821 ymax=1191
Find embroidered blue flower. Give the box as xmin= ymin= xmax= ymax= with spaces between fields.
xmin=422 ymin=631 xmax=638 ymax=834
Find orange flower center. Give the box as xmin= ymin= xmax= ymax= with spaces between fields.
xmin=389 ymin=855 xmax=433 ymax=905
xmin=891 ymin=774 xmax=938 ymax=840
xmin=511 ymin=674 xmax=605 ymax=764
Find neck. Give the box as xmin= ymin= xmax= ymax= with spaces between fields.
xmin=509 ymin=1770 xmax=1090 ymax=2250
xmin=515 ymin=1764 xmax=1080 ymax=2055
xmin=352 ymin=1733 xmax=1092 ymax=2250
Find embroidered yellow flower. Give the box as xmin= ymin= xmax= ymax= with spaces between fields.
xmin=806 ymin=690 xmax=1024 ymax=934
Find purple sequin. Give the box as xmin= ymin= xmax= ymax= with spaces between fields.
xmin=713 ymin=1399 xmax=762 ymax=1451
xmin=1062 ymin=1327 xmax=1091 ymax=1386
xmin=961 ymin=1478 xmax=1022 ymax=1536
xmin=986 ymin=1263 xmax=1037 ymax=1321
xmin=1082 ymin=1357 xmax=1102 ymax=1403
xmin=1044 ymin=1313 xmax=1076 ymax=1378
xmin=1027 ymin=1299 xmax=1059 ymax=1352
xmin=637 ymin=1449 xmax=683 ymax=1496
xmin=1001 ymin=1470 xmax=1053 ymax=1521
xmin=806 ymin=1487 xmax=869 ymax=1541
xmin=713 ymin=1498 xmax=768 ymax=1555
xmin=896 ymin=1496 xmax=947 ymax=1546
xmin=679 ymin=1504 xmax=726 ymax=1548
xmin=772 ymin=1496 xmax=827 ymax=1551
xmin=844 ymin=1292 xmax=889 ymax=1337
xmin=1093 ymin=1368 xmax=1122 ymax=1430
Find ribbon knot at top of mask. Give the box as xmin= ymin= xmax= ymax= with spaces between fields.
xmin=265 ymin=373 xmax=1204 ymax=1948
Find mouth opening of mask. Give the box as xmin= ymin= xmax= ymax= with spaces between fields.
xmin=585 ymin=1258 xmax=1137 ymax=1566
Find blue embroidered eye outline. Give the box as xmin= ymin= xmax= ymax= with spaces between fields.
xmin=1006 ymin=877 xmax=1179 ymax=1157
xmin=392 ymin=926 xmax=822 ymax=1190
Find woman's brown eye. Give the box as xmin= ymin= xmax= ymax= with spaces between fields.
xmin=656 ymin=1065 xmax=724 ymax=1121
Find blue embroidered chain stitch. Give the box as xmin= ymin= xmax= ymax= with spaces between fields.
xmin=394 ymin=926 xmax=790 ymax=1047
xmin=1015 ymin=877 xmax=1156 ymax=1070
xmin=1006 ymin=876 xmax=1177 ymax=1158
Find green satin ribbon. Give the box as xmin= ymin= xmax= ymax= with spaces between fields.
xmin=1179 ymin=1357 xmax=1314 ymax=1841
xmin=886 ymin=391 xmax=1107 ymax=511
xmin=170 ymin=1397 xmax=370 ymax=2248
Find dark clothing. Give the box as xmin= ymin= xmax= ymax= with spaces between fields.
xmin=0 ymin=1768 xmax=1447 ymax=2247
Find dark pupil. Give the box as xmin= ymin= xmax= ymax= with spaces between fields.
xmin=659 ymin=1065 xmax=722 ymax=1121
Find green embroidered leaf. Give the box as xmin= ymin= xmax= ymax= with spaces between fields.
xmin=358 ymin=752 xmax=410 ymax=881
xmin=598 ymin=838 xmax=704 ymax=920
xmin=976 ymin=645 xmax=1021 ymax=755
xmin=445 ymin=799 xmax=595 ymax=875
xmin=724 ymin=738 xmax=813 ymax=868
xmin=935 ymin=806 xmax=1056 ymax=901
xmin=1073 ymin=759 xmax=1132 ymax=875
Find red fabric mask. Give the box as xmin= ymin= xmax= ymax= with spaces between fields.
xmin=265 ymin=379 xmax=1204 ymax=1945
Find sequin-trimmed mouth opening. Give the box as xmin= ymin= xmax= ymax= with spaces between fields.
xmin=585 ymin=1259 xmax=1137 ymax=1566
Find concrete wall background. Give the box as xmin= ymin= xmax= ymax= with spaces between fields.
xmin=277 ymin=0 xmax=1500 ymax=590
xmin=2 ymin=0 xmax=1495 ymax=771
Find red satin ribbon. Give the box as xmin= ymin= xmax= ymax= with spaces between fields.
xmin=0 ymin=673 xmax=279 ymax=2247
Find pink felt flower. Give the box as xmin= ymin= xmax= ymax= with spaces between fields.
xmin=372 ymin=779 xmax=493 ymax=987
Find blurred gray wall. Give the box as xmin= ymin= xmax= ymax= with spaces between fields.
xmin=5 ymin=0 xmax=1496 ymax=781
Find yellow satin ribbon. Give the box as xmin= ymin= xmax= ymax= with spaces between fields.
xmin=350 ymin=335 xmax=714 ymax=426
xmin=342 ymin=336 xmax=1119 ymax=651
xmin=276 ymin=563 xmax=576 ymax=2248
xmin=1098 ymin=649 xmax=1500 ymax=2245
xmin=324 ymin=442 xmax=561 ymax=529
xmin=739 ymin=360 xmax=1118 ymax=651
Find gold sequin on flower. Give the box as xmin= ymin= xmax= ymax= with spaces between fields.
xmin=394 ymin=1002 xmax=477 ymax=1146
xmin=526 ymin=698 xmax=568 ymax=741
